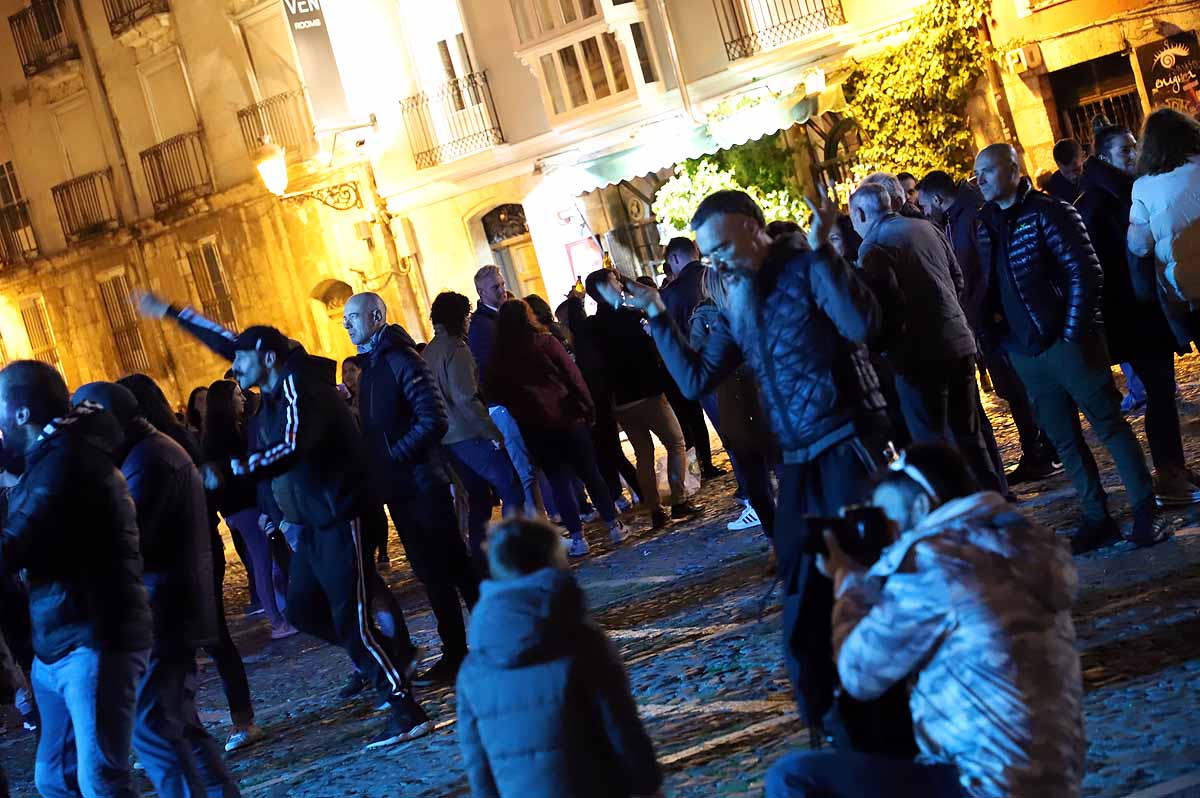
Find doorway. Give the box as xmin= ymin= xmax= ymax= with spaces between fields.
xmin=482 ymin=204 xmax=547 ymax=301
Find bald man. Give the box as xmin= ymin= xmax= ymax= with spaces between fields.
xmin=344 ymin=293 xmax=480 ymax=687
xmin=973 ymin=143 xmax=1165 ymax=552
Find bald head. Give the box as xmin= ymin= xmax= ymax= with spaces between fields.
xmin=343 ymin=292 xmax=388 ymax=347
xmin=849 ymin=182 xmax=892 ymax=239
xmin=974 ymin=143 xmax=1022 ymax=206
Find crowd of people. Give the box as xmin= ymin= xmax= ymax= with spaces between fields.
xmin=2 ymin=105 xmax=1200 ymax=798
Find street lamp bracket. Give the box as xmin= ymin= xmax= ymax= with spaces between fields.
xmin=280 ymin=181 xmax=363 ymax=211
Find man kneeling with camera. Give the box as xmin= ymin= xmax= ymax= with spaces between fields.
xmin=768 ymin=442 xmax=1085 ymax=798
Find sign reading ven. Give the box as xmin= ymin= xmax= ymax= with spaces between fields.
xmin=1136 ymin=31 xmax=1200 ymax=116
xmin=282 ymin=0 xmax=350 ymax=126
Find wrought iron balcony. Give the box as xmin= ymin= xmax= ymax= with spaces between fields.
xmin=0 ymin=200 xmax=37 ymax=264
xmin=100 ymin=0 xmax=168 ymax=37
xmin=237 ymin=89 xmax=314 ymax=159
xmin=711 ymin=0 xmax=845 ymax=61
xmin=140 ymin=130 xmax=213 ymax=213
xmin=52 ymin=169 xmax=120 ymax=242
xmin=10 ymin=0 xmax=78 ymax=78
xmin=400 ymin=71 xmax=504 ymax=169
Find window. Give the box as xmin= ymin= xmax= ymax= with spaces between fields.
xmin=98 ymin=272 xmax=150 ymax=374
xmin=186 ymin=238 xmax=236 ymax=328
xmin=539 ymin=33 xmax=632 ymax=114
xmin=630 ymin=22 xmax=657 ymax=84
xmin=509 ymin=0 xmax=600 ymax=43
xmin=20 ymin=296 xmax=60 ymax=371
xmin=0 ymin=162 xmax=36 ymax=263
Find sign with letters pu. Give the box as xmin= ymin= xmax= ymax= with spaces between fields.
xmin=1136 ymin=31 xmax=1200 ymax=116
xmin=282 ymin=0 xmax=350 ymax=126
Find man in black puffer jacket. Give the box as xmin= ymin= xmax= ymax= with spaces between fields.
xmin=974 ymin=143 xmax=1164 ymax=551
xmin=71 ymin=381 xmax=239 ymax=798
xmin=344 ymin=291 xmax=479 ymax=688
xmin=0 ymin=361 xmax=152 ymax=798
xmin=135 ymin=292 xmax=430 ymax=751
xmin=619 ymin=190 xmax=912 ymax=752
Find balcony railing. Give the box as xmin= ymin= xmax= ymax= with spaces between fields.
xmin=139 ymin=129 xmax=213 ymax=213
xmin=10 ymin=0 xmax=77 ymax=78
xmin=712 ymin=0 xmax=845 ymax=61
xmin=52 ymin=169 xmax=120 ymax=242
xmin=237 ymin=89 xmax=314 ymax=159
xmin=100 ymin=0 xmax=168 ymax=37
xmin=0 ymin=201 xmax=37 ymax=264
xmin=401 ymin=71 xmax=504 ymax=169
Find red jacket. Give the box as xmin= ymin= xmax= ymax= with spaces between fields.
xmin=485 ymin=333 xmax=594 ymax=431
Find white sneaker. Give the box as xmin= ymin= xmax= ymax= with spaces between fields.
xmin=609 ymin=520 xmax=628 ymax=545
xmin=727 ymin=503 xmax=762 ymax=531
xmin=270 ymin=622 xmax=299 ymax=640
xmin=565 ymin=536 xmax=590 ymax=558
xmin=225 ymin=723 xmax=266 ymax=753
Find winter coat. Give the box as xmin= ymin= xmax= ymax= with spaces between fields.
xmin=1130 ymin=155 xmax=1200 ymax=304
xmin=1075 ymin=157 xmax=1180 ymax=364
xmin=358 ymin=324 xmax=451 ymax=500
xmin=457 ymin=568 xmax=662 ymax=798
xmin=832 ymin=491 xmax=1084 ymax=798
xmin=648 ymin=234 xmax=885 ymax=464
xmin=485 ymin=333 xmax=595 ymax=432
xmin=660 ymin=260 xmax=706 ymax=333
xmin=858 ymin=213 xmax=975 ymax=370
xmin=688 ymin=300 xmax=776 ymax=457
xmin=1045 ymin=170 xmax=1079 ymax=204
xmin=942 ymin=184 xmax=988 ymax=331
xmin=0 ymin=404 xmax=152 ymax=662
xmin=468 ymin=303 xmax=500 ymax=393
xmin=120 ymin=418 xmax=218 ymax=651
xmin=586 ymin=305 xmax=668 ymax=407
xmin=169 ymin=306 xmax=369 ymax=530
xmin=976 ymin=177 xmax=1104 ymax=353
xmin=423 ymin=325 xmax=502 ymax=445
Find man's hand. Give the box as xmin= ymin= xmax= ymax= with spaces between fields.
xmin=132 ymin=290 xmax=171 ymax=320
xmin=231 ymin=458 xmax=248 ymax=477
xmin=619 ymin=278 xmax=666 ymax=320
xmin=816 ymin=529 xmax=866 ymax=581
xmin=804 ymin=183 xmax=839 ymax=251
xmin=201 ymin=463 xmax=223 ymax=492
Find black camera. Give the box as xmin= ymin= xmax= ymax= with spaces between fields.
xmin=803 ymin=505 xmax=892 ymax=565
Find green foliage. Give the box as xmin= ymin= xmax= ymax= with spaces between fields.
xmin=846 ymin=0 xmax=992 ymax=179
xmin=651 ymin=132 xmax=807 ymax=231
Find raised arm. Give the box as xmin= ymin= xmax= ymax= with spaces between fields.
xmin=134 ymin=290 xmax=238 ymax=361
xmin=809 ymin=244 xmax=881 ymax=344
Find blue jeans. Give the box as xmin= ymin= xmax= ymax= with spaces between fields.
xmin=488 ymin=405 xmax=540 ymax=513
xmin=445 ymin=437 xmax=525 ymax=566
xmin=33 ymin=646 xmax=149 ymax=798
xmin=133 ymin=650 xmax=240 ymax=797
xmin=766 ymin=751 xmax=964 ymax=798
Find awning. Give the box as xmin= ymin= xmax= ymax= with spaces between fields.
xmin=558 ymin=79 xmax=848 ymax=196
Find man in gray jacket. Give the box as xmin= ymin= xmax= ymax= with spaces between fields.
xmin=850 ymin=182 xmax=1002 ymax=492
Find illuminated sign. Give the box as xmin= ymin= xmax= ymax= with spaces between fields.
xmin=282 ymin=0 xmax=350 ymax=126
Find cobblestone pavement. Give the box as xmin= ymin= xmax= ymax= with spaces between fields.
xmin=5 ymin=359 xmax=1200 ymax=797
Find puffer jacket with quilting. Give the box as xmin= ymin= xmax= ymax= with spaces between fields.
xmin=975 ymin=177 xmax=1103 ymax=353
xmin=649 ymin=234 xmax=884 ymax=463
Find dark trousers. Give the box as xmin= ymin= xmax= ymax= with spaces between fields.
xmin=524 ymin=422 xmax=619 ymax=536
xmin=592 ymin=408 xmax=642 ymax=503
xmin=665 ymin=379 xmax=715 ymax=470
xmin=699 ymin=392 xmax=776 ymax=537
xmin=362 ymin=502 xmax=390 ymax=563
xmin=133 ymin=649 xmax=239 ymax=798
xmin=200 ymin=534 xmax=253 ymax=727
xmin=1127 ymin=349 xmax=1185 ymax=471
xmin=285 ymin=519 xmax=415 ymax=698
xmin=446 ymin=438 xmax=526 ymax=569
xmin=1009 ymin=334 xmax=1155 ymax=521
xmin=984 ymin=348 xmax=1055 ymax=464
xmin=387 ymin=486 xmax=480 ymax=660
xmin=977 ymin=392 xmax=1010 ymax=497
xmin=766 ymin=751 xmax=964 ymax=798
xmin=227 ymin=526 xmax=256 ymax=608
xmin=894 ymin=356 xmax=1003 ymax=493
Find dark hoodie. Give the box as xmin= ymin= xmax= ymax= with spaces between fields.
xmin=358 ymin=323 xmax=450 ymax=500
xmin=1075 ymin=157 xmax=1181 ymax=363
xmin=0 ymin=404 xmax=152 ymax=662
xmin=457 ymin=569 xmax=662 ymax=798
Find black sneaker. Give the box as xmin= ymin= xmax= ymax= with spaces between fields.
xmin=413 ymin=655 xmax=463 ymax=687
xmin=1130 ymin=500 xmax=1172 ymax=548
xmin=364 ymin=694 xmax=431 ymax=750
xmin=1069 ymin=516 xmax=1121 ymax=554
xmin=338 ymin=671 xmax=369 ymax=699
xmin=651 ymin=508 xmax=670 ymax=530
xmin=1006 ymin=458 xmax=1063 ymax=486
xmin=701 ymin=464 xmax=728 ymax=479
xmin=671 ymin=500 xmax=703 ymax=520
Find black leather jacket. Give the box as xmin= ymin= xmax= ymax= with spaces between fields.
xmin=976 ymin=177 xmax=1103 ymax=353
xmin=649 ymin=234 xmax=885 ymax=463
